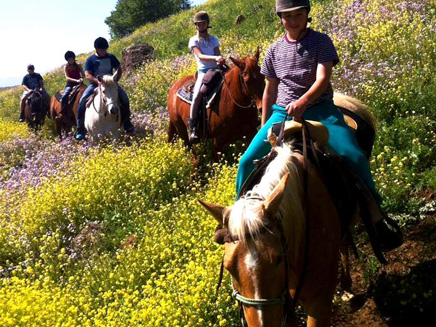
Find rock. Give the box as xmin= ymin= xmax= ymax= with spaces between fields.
xmin=235 ymin=14 xmax=245 ymax=24
xmin=121 ymin=43 xmax=154 ymax=75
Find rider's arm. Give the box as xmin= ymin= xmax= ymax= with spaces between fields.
xmin=299 ymin=61 xmax=333 ymax=106
xmin=286 ymin=61 xmax=333 ymax=119
xmin=262 ymin=77 xmax=279 ymax=126
xmin=39 ymin=76 xmax=44 ymax=89
xmin=113 ymin=66 xmax=122 ymax=83
xmin=85 ymin=70 xmax=99 ymax=85
xmin=79 ymin=65 xmax=85 ymax=81
xmin=192 ymin=46 xmax=222 ymax=63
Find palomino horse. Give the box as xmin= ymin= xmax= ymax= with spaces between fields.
xmin=167 ymin=48 xmax=265 ymax=160
xmin=50 ymin=83 xmax=86 ymax=138
xmin=24 ymin=90 xmax=49 ymax=130
xmin=201 ymin=94 xmax=376 ymax=327
xmin=84 ymin=72 xmax=122 ymax=143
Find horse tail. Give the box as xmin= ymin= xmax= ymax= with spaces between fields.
xmin=333 ymin=92 xmax=376 ymax=131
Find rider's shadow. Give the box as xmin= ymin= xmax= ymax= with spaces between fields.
xmin=372 ymin=258 xmax=436 ymax=326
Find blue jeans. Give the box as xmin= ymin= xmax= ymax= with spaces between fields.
xmin=77 ymin=84 xmax=131 ymax=131
xmin=236 ymin=101 xmax=382 ymax=204
xmin=61 ymin=86 xmax=73 ymax=113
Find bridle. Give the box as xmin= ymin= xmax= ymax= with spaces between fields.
xmin=92 ymin=84 xmax=120 ymax=120
xmin=222 ymin=63 xmax=259 ymax=109
xmin=215 ymin=120 xmax=315 ymax=327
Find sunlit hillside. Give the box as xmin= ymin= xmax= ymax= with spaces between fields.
xmin=0 ymin=0 xmax=436 ymax=325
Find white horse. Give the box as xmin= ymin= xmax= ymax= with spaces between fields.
xmin=84 ymin=71 xmax=122 ymax=143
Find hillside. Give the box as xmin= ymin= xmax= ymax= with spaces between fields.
xmin=1 ymin=0 xmax=436 ymax=326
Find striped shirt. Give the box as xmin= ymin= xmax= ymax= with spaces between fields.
xmin=261 ymin=29 xmax=339 ymax=108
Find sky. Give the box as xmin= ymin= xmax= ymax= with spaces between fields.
xmin=0 ymin=0 xmax=207 ymax=87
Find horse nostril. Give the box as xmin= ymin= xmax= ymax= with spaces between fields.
xmin=110 ymin=107 xmax=120 ymax=115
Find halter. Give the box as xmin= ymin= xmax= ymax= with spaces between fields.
xmin=215 ymin=207 xmax=293 ymax=327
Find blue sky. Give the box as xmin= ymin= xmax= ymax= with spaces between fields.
xmin=0 ymin=0 xmax=207 ymax=87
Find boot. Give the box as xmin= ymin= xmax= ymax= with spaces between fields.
xmin=375 ymin=215 xmax=403 ymax=252
xmin=189 ymin=118 xmax=200 ymax=144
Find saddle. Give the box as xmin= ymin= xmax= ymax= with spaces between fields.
xmin=54 ymin=84 xmax=83 ymax=105
xmin=239 ymin=117 xmax=388 ymax=262
xmin=176 ymin=69 xmax=225 ymax=107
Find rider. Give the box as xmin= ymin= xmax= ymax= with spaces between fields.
xmin=236 ymin=0 xmax=402 ymax=251
xmin=188 ymin=11 xmax=225 ymax=143
xmin=75 ymin=37 xmax=134 ymax=140
xmin=60 ymin=51 xmax=85 ymax=116
xmin=19 ymin=64 xmax=50 ymax=122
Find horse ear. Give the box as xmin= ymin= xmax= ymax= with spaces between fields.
xmin=263 ymin=173 xmax=289 ymax=217
xmin=254 ymin=46 xmax=260 ymax=62
xmin=199 ymin=200 xmax=226 ymax=226
xmin=229 ymin=56 xmax=245 ymax=71
xmin=113 ymin=69 xmax=120 ymax=82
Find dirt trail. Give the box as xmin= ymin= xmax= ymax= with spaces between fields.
xmin=331 ymin=216 xmax=436 ymax=327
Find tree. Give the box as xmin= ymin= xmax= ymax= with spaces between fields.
xmin=105 ymin=0 xmax=191 ymax=39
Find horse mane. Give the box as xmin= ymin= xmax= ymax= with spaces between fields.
xmin=101 ymin=75 xmax=116 ymax=86
xmin=227 ymin=144 xmax=304 ymax=244
xmin=334 ymin=92 xmax=376 ymax=130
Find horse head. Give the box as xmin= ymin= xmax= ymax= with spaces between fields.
xmin=201 ymin=170 xmax=299 ymax=327
xmin=229 ymin=47 xmax=265 ymax=110
xmin=97 ymin=74 xmax=120 ymax=116
xmin=27 ymin=90 xmax=45 ymax=122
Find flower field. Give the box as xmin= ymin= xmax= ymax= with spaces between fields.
xmin=0 ymin=0 xmax=436 ymax=325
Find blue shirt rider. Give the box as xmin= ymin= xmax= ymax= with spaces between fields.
xmin=75 ymin=37 xmax=134 ymax=140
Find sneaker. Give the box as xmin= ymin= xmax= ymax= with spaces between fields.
xmin=18 ymin=118 xmax=25 ymax=122
xmin=75 ymin=132 xmax=85 ymax=141
xmin=375 ymin=220 xmax=403 ymax=252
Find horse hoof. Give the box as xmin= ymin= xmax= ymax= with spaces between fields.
xmin=341 ymin=291 xmax=355 ymax=302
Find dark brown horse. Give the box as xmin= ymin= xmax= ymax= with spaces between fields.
xmin=167 ymin=48 xmax=265 ymax=160
xmin=50 ymin=84 xmax=86 ymax=138
xmin=24 ymin=90 xmax=49 ymax=130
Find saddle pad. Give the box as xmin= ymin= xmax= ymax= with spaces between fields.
xmin=176 ymin=79 xmax=194 ymax=104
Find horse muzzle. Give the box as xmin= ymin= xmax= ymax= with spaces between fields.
xmin=109 ymin=105 xmax=120 ymax=116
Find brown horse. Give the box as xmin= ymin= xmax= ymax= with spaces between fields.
xmin=24 ymin=90 xmax=49 ymax=130
xmin=50 ymin=84 xmax=86 ymax=138
xmin=167 ymin=48 xmax=265 ymax=160
xmin=200 ymin=94 xmax=377 ymax=327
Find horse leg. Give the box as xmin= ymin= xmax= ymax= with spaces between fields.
xmin=339 ymin=239 xmax=354 ymax=300
xmin=168 ymin=121 xmax=177 ymax=143
xmin=213 ymin=138 xmax=224 ymax=162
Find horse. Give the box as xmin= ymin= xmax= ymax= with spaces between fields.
xmin=200 ymin=94 xmax=377 ymax=327
xmin=50 ymin=83 xmax=86 ymax=138
xmin=84 ymin=71 xmax=122 ymax=144
xmin=24 ymin=89 xmax=49 ymax=130
xmin=167 ymin=48 xmax=265 ymax=161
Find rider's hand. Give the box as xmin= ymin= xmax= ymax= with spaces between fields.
xmin=216 ymin=55 xmax=224 ymax=64
xmin=217 ymin=57 xmax=226 ymax=66
xmin=286 ymin=98 xmax=308 ymax=121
